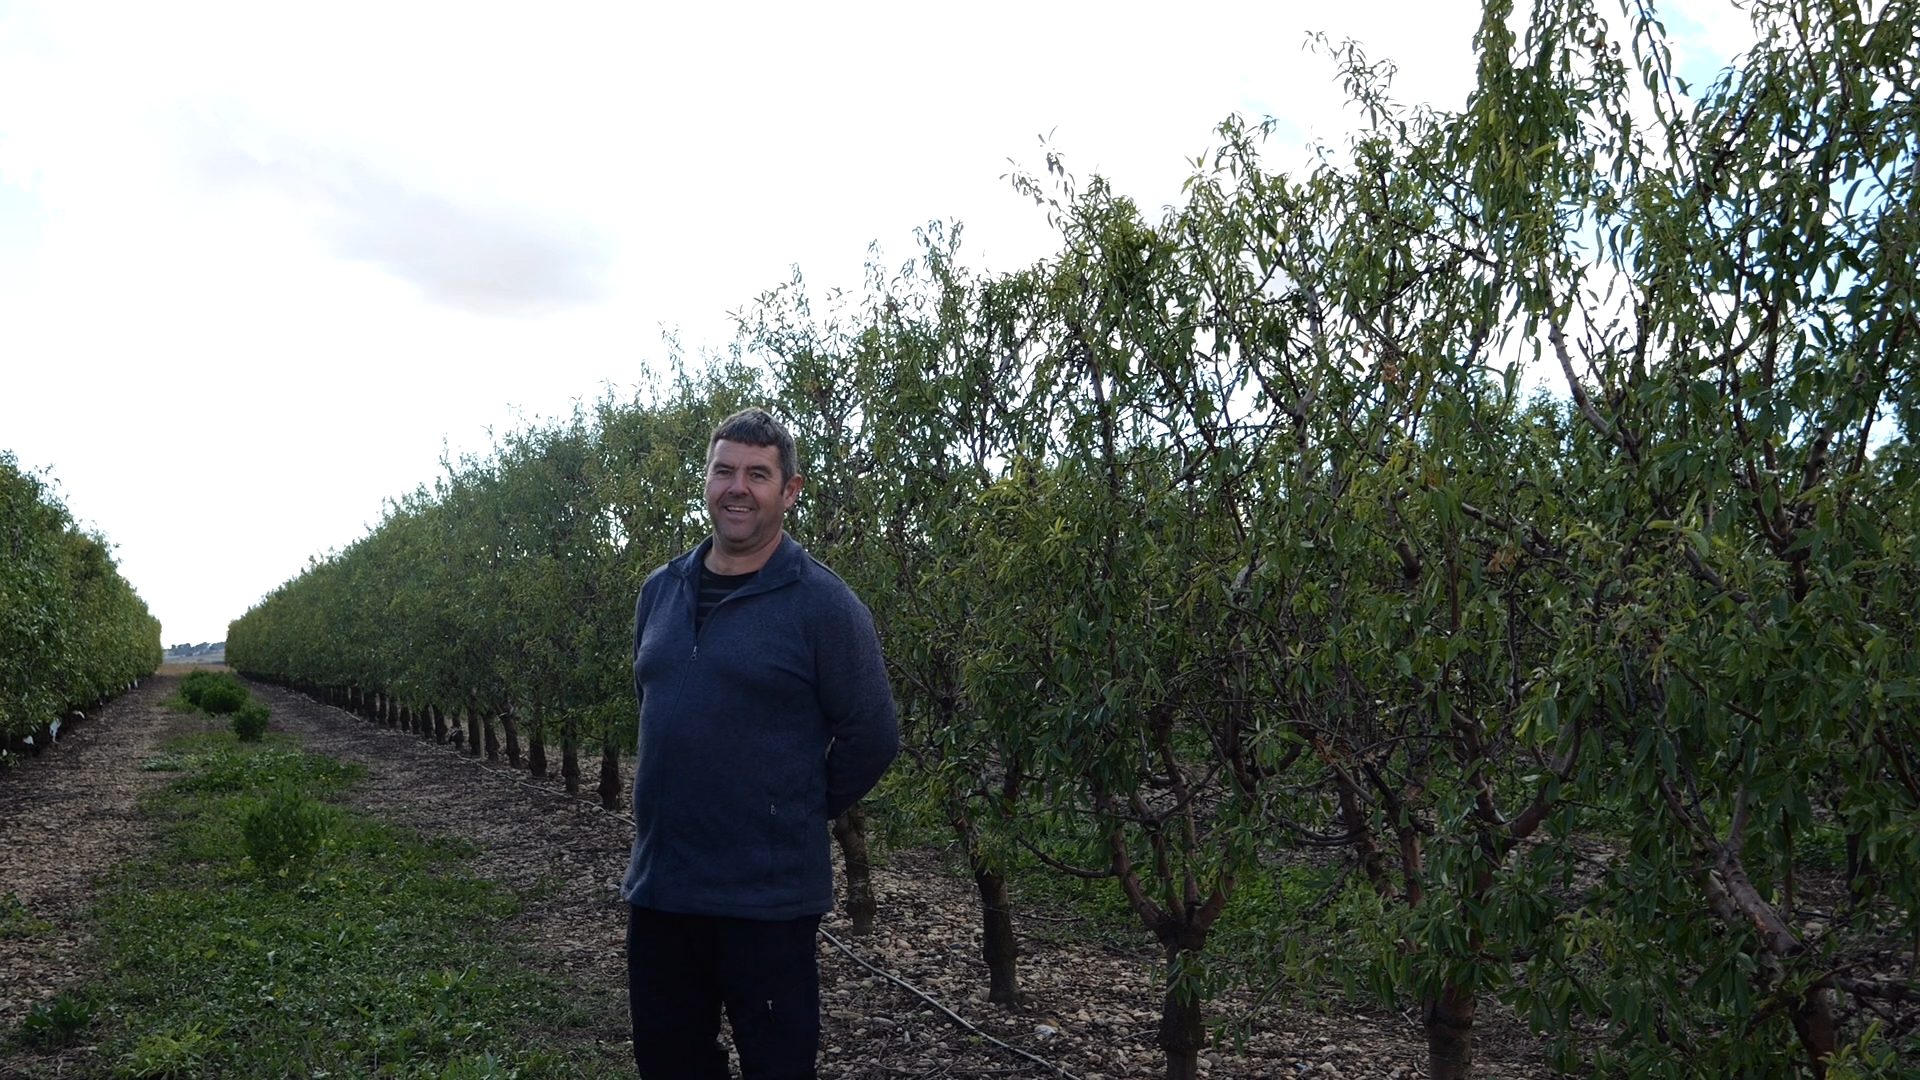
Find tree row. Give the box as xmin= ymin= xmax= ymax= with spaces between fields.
xmin=1 ymin=452 xmax=163 ymax=756
xmin=230 ymin=1 xmax=1919 ymax=1076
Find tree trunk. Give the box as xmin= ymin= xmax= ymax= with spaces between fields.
xmin=501 ymin=710 xmax=520 ymax=767
xmin=561 ymin=715 xmax=580 ymax=796
xmin=465 ymin=694 xmax=484 ymax=759
xmin=432 ymin=704 xmax=448 ymax=744
xmin=831 ymin=805 xmax=876 ymax=935
xmin=598 ymin=739 xmax=622 ymax=810
xmin=1159 ymin=962 xmax=1204 ymax=1080
xmin=1424 ymin=980 xmax=1477 ymax=1080
xmin=952 ymin=814 xmax=1020 ymax=1005
xmin=975 ymin=865 xmax=1020 ymax=1006
xmin=527 ymin=695 xmax=547 ymax=779
xmin=1791 ymin=988 xmax=1837 ymax=1079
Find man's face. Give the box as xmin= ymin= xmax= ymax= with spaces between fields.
xmin=704 ymin=439 xmax=801 ymax=562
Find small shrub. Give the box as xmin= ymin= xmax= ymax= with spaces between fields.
xmin=231 ymin=701 xmax=269 ymax=742
xmin=177 ymin=671 xmax=225 ymax=706
xmin=17 ymin=991 xmax=92 ymax=1047
xmin=241 ymin=786 xmax=333 ymax=883
xmin=196 ymin=681 xmax=248 ymax=716
xmin=180 ymin=672 xmax=248 ymax=715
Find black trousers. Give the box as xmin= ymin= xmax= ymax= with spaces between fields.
xmin=626 ymin=904 xmax=823 ymax=1080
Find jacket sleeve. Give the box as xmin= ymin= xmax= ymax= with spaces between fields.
xmin=631 ymin=571 xmax=659 ymax=726
xmin=816 ymin=589 xmax=899 ymax=820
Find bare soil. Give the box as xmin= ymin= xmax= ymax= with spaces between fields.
xmin=0 ymin=681 xmax=195 ymax=1026
xmin=0 ymin=677 xmax=1558 ymax=1079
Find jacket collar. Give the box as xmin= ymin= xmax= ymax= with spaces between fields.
xmin=671 ymin=533 xmax=805 ymax=593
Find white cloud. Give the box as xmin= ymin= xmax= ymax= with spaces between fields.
xmin=3 ymin=0 xmax=1602 ymax=642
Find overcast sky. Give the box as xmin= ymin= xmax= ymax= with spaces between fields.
xmin=0 ymin=1 xmax=1752 ymax=645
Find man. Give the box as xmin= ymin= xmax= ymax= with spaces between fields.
xmin=622 ymin=407 xmax=898 ymax=1079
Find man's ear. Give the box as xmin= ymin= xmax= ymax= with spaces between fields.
xmin=783 ymin=473 xmax=805 ymax=509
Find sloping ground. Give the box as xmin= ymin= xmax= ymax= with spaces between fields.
xmin=0 ymin=676 xmax=1554 ymax=1078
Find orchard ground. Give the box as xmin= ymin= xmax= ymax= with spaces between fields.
xmin=0 ymin=673 xmax=1556 ymax=1079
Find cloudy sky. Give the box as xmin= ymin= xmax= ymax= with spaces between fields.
xmin=0 ymin=1 xmax=1751 ymax=645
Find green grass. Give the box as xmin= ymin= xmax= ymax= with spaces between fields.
xmin=12 ymin=731 xmax=628 ymax=1079
xmin=0 ymin=891 xmax=53 ymax=940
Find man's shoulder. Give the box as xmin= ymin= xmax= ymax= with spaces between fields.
xmin=785 ymin=553 xmax=878 ymax=637
xmin=779 ymin=541 xmax=860 ymax=600
xmin=638 ymin=544 xmax=703 ymax=596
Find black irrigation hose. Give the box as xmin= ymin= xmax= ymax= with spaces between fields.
xmin=820 ymin=926 xmax=1083 ymax=1079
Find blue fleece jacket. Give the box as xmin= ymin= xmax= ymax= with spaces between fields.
xmin=619 ymin=534 xmax=898 ymax=920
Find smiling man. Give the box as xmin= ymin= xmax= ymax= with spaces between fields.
xmin=621 ymin=407 xmax=898 ymax=1080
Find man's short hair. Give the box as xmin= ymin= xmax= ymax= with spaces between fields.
xmin=709 ymin=408 xmax=799 ymax=483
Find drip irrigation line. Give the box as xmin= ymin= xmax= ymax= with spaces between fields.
xmin=821 ymin=928 xmax=1081 ymax=1080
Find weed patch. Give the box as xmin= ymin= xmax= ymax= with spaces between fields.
xmin=15 ymin=992 xmax=92 ymax=1048
xmin=230 ymin=700 xmax=269 ymax=742
xmin=0 ymin=891 xmax=53 ymax=940
xmin=48 ymin=732 xmax=625 ymax=1079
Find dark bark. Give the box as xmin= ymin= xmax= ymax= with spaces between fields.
xmin=975 ymin=865 xmax=1020 ymax=1007
xmin=431 ymin=704 xmax=448 ymax=744
xmin=465 ymin=693 xmax=484 ymax=759
xmin=1159 ymin=968 xmax=1204 ymax=1080
xmin=501 ymin=710 xmax=521 ymax=768
xmin=831 ymin=805 xmax=876 ymax=935
xmin=953 ymin=814 xmax=1020 ymax=1005
xmin=598 ymin=740 xmax=622 ymax=811
xmin=1791 ymin=989 xmax=1837 ymax=1079
xmin=527 ymin=695 xmax=547 ymax=779
xmin=561 ymin=715 xmax=580 ymax=796
xmin=1424 ymin=981 xmax=1476 ymax=1080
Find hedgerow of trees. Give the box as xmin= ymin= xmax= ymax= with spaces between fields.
xmin=230 ymin=0 xmax=1918 ymax=1076
xmin=1 ymin=452 xmax=163 ymax=756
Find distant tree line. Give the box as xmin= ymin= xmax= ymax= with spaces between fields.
xmin=1 ymin=452 xmax=163 ymax=756
xmin=230 ymin=0 xmax=1918 ymax=1076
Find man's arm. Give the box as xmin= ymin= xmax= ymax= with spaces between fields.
xmin=817 ymin=593 xmax=898 ymax=820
